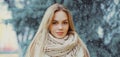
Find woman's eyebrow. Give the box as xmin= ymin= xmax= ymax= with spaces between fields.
xmin=52 ymin=20 xmax=58 ymax=22
xmin=52 ymin=19 xmax=68 ymax=21
xmin=64 ymin=19 xmax=68 ymax=21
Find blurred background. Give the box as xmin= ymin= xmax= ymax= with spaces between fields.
xmin=0 ymin=0 xmax=120 ymax=57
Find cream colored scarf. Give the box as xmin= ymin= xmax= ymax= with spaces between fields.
xmin=44 ymin=32 xmax=81 ymax=57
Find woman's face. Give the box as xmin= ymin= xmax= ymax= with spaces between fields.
xmin=49 ymin=10 xmax=69 ymax=39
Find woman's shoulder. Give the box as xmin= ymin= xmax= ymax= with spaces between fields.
xmin=44 ymin=54 xmax=50 ymax=57
xmin=77 ymin=47 xmax=84 ymax=57
xmin=77 ymin=47 xmax=90 ymax=57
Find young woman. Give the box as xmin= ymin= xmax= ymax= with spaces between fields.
xmin=25 ymin=3 xmax=90 ymax=57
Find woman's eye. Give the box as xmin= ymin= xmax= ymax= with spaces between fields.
xmin=52 ymin=22 xmax=57 ymax=24
xmin=63 ymin=22 xmax=68 ymax=24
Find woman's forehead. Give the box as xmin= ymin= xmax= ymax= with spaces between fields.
xmin=52 ymin=10 xmax=68 ymax=21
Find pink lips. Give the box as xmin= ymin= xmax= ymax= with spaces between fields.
xmin=56 ymin=32 xmax=64 ymax=35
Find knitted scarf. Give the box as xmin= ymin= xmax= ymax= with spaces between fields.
xmin=44 ymin=33 xmax=81 ymax=57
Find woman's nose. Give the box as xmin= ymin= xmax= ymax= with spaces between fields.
xmin=58 ymin=24 xmax=63 ymax=29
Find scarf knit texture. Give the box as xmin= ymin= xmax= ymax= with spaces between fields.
xmin=44 ymin=33 xmax=81 ymax=57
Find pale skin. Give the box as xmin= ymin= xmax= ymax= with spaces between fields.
xmin=49 ymin=10 xmax=69 ymax=39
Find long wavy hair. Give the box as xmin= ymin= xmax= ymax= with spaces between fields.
xmin=25 ymin=3 xmax=89 ymax=57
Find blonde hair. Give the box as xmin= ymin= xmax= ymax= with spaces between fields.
xmin=25 ymin=3 xmax=90 ymax=57
xmin=25 ymin=3 xmax=76 ymax=57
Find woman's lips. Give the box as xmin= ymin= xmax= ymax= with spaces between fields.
xmin=56 ymin=32 xmax=64 ymax=35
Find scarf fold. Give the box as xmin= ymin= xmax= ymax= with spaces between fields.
xmin=44 ymin=32 xmax=81 ymax=57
